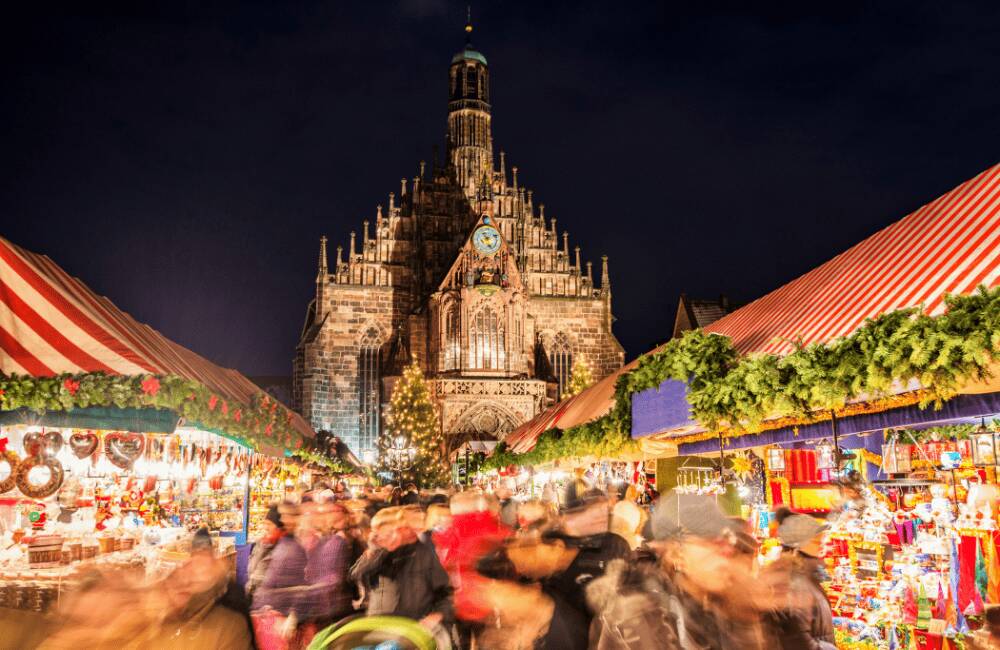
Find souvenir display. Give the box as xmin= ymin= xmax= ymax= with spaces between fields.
xmin=0 ymin=424 xmax=253 ymax=613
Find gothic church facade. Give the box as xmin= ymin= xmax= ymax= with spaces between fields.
xmin=293 ymin=26 xmax=624 ymax=457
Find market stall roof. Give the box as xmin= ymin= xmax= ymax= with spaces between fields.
xmin=704 ymin=163 xmax=1000 ymax=355
xmin=0 ymin=236 xmax=315 ymax=441
xmin=633 ymin=161 xmax=1000 ymax=442
xmin=503 ymin=351 xmax=654 ymax=454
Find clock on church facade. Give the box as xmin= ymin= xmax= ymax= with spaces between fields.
xmin=292 ymin=22 xmax=624 ymax=457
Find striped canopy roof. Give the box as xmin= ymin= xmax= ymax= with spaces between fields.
xmin=0 ymin=236 xmax=314 ymax=440
xmin=704 ymin=163 xmax=1000 ymax=355
xmin=506 ymin=162 xmax=1000 ymax=453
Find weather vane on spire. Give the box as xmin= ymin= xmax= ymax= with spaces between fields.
xmin=465 ymin=5 xmax=473 ymax=45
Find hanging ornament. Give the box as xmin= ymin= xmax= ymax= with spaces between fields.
xmin=23 ymin=430 xmax=64 ymax=457
xmin=16 ymin=455 xmax=65 ymax=499
xmin=105 ymin=432 xmax=145 ymax=470
xmin=729 ymin=450 xmax=755 ymax=482
xmin=0 ymin=449 xmax=20 ymax=493
xmin=69 ymin=430 xmax=100 ymax=459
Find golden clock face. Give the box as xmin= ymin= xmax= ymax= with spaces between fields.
xmin=472 ymin=225 xmax=501 ymax=255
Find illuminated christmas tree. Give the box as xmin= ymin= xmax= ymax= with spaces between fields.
xmin=378 ymin=361 xmax=449 ymax=487
xmin=563 ymin=358 xmax=595 ymax=399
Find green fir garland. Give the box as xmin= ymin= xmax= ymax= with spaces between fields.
xmin=484 ymin=286 xmax=1000 ymax=471
xmin=289 ymin=448 xmax=356 ymax=475
xmin=0 ymin=372 xmax=305 ymax=452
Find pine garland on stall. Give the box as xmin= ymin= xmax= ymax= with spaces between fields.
xmin=378 ymin=362 xmax=449 ymax=487
xmin=481 ymin=286 xmax=1000 ymax=472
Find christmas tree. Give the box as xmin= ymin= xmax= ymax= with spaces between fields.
xmin=378 ymin=361 xmax=449 ymax=488
xmin=563 ymin=358 xmax=595 ymax=399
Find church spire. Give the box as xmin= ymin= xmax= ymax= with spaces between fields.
xmin=316 ymin=236 xmax=328 ymax=318
xmin=317 ymin=235 xmax=328 ymax=277
xmin=465 ymin=5 xmax=473 ymax=45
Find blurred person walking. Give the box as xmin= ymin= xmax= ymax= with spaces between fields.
xmin=304 ymin=501 xmax=353 ymax=624
xmin=760 ymin=513 xmax=836 ymax=650
xmin=250 ymin=500 xmax=319 ymax=650
xmin=651 ymin=493 xmax=774 ymax=650
xmin=247 ymin=505 xmax=285 ymax=599
xmin=349 ymin=506 xmax=454 ymax=646
xmin=41 ymin=530 xmax=252 ymax=649
xmin=542 ymin=486 xmax=630 ymax=623
xmin=433 ymin=491 xmax=512 ymax=645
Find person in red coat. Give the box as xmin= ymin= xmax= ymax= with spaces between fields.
xmin=432 ymin=492 xmax=513 ymax=642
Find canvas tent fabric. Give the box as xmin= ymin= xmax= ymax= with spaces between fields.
xmin=503 ymin=351 xmax=653 ymax=453
xmin=633 ymin=162 xmax=1000 ymax=442
xmin=0 ymin=236 xmax=314 ymax=441
xmin=704 ymin=163 xmax=1000 ymax=355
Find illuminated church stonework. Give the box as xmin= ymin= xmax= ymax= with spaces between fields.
xmin=292 ymin=26 xmax=624 ymax=456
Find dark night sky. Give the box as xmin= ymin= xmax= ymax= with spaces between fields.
xmin=2 ymin=1 xmax=999 ymax=376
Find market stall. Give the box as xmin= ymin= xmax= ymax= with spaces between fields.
xmin=0 ymin=236 xmax=314 ymax=616
xmin=617 ymin=163 xmax=1000 ymax=648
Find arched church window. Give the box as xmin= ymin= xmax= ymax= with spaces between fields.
xmin=358 ymin=329 xmax=381 ymax=451
xmin=444 ymin=305 xmax=461 ymax=370
xmin=549 ymin=333 xmax=573 ymax=399
xmin=469 ymin=306 xmax=505 ymax=370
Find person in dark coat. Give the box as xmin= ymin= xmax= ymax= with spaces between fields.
xmin=649 ymin=493 xmax=775 ymax=650
xmin=542 ymin=486 xmax=630 ymax=623
xmin=761 ymin=514 xmax=836 ymax=650
xmin=349 ymin=506 xmax=453 ymax=645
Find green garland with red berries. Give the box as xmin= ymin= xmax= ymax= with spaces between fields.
xmin=0 ymin=372 xmax=305 ymax=452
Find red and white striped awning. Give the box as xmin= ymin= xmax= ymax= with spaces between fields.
xmin=0 ymin=236 xmax=314 ymax=440
xmin=705 ymin=163 xmax=1000 ymax=355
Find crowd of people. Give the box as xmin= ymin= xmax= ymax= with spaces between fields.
xmin=34 ymin=478 xmax=1000 ymax=649
xmin=241 ymin=480 xmax=843 ymax=649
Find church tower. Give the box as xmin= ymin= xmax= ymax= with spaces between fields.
xmin=293 ymin=16 xmax=625 ymax=458
xmin=447 ymin=15 xmax=493 ymax=198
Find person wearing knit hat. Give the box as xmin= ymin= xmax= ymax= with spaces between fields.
xmin=245 ymin=503 xmax=286 ymax=598
xmin=777 ymin=513 xmax=828 ymax=557
xmin=761 ymin=513 xmax=836 ymax=649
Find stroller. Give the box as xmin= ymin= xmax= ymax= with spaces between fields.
xmin=306 ymin=615 xmax=439 ymax=650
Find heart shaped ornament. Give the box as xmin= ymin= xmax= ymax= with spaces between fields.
xmin=23 ymin=430 xmax=63 ymax=457
xmin=22 ymin=431 xmax=44 ymax=456
xmin=105 ymin=432 xmax=145 ymax=470
xmin=69 ymin=431 xmax=99 ymax=459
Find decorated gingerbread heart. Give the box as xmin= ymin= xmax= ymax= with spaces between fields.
xmin=105 ymin=432 xmax=145 ymax=470
xmin=23 ymin=430 xmax=64 ymax=457
xmin=69 ymin=431 xmax=99 ymax=459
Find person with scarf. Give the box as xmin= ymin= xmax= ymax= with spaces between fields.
xmin=246 ymin=505 xmax=285 ymax=598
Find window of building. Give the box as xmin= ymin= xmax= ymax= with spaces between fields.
xmin=549 ymin=333 xmax=573 ymax=398
xmin=469 ymin=306 xmax=505 ymax=370
xmin=358 ymin=329 xmax=381 ymax=451
xmin=444 ymin=304 xmax=461 ymax=370
xmin=465 ymin=66 xmax=478 ymax=98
